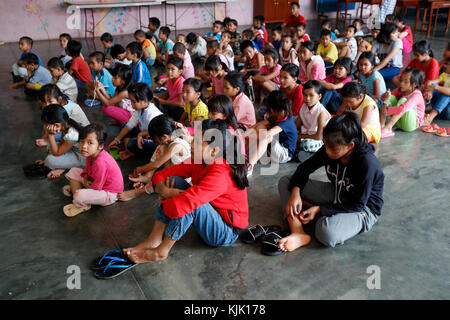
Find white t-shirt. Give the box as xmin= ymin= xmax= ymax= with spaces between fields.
xmin=125 ymin=102 xmax=162 ymax=132
xmin=63 ymin=100 xmax=90 ymax=126
xmin=372 ymin=39 xmax=403 ymax=68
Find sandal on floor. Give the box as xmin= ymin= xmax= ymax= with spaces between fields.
xmin=23 ymin=163 xmax=51 ymax=177
xmin=94 ymin=258 xmax=136 ymax=280
xmin=62 ymin=185 xmax=72 ymax=197
xmin=381 ymin=129 xmax=395 ymax=139
xmin=260 ymin=230 xmax=290 ymax=256
xmin=241 ymin=224 xmax=282 ymax=244
xmin=422 ymin=123 xmax=440 ymax=133
xmin=63 ymin=204 xmax=91 ymax=217
xmin=435 ymin=128 xmax=450 ymax=137
xmin=90 ymin=249 xmax=130 ymax=271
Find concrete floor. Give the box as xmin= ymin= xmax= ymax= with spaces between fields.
xmin=0 ymin=19 xmax=449 ymax=300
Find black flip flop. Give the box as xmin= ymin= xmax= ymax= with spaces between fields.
xmin=261 ymin=230 xmax=290 ymax=256
xmin=94 ymin=259 xmax=136 ymax=280
xmin=241 ymin=224 xmax=282 ymax=244
xmin=90 ymin=249 xmax=129 ymax=271
xmin=23 ymin=163 xmax=51 ymax=177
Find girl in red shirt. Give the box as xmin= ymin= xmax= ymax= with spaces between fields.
xmin=123 ymin=119 xmax=249 ymax=264
xmin=280 ymin=63 xmax=304 ymax=117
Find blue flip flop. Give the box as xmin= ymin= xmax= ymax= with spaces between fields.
xmin=94 ymin=258 xmax=136 ymax=280
xmin=90 ymin=249 xmax=128 ymax=271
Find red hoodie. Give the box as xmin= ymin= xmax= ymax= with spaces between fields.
xmin=152 ymin=157 xmax=249 ymax=229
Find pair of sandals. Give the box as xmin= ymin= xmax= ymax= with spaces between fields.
xmin=241 ymin=224 xmax=289 ymax=256
xmin=90 ymin=249 xmax=137 ymax=280
xmin=422 ymin=124 xmax=450 ymax=137
xmin=23 ymin=162 xmax=51 ymax=177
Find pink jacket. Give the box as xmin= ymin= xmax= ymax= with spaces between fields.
xmin=299 ymin=55 xmax=326 ymax=83
xmin=388 ymin=89 xmax=425 ymax=128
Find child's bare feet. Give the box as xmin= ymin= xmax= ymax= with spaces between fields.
xmin=278 ymin=232 xmax=311 ymax=252
xmin=118 ymin=189 xmax=142 ymax=202
xmin=119 ymin=150 xmax=135 ymax=160
xmin=47 ymin=168 xmax=66 ymax=179
xmin=124 ymin=247 xmax=168 ymax=264
xmin=129 ymin=174 xmax=151 ymax=184
xmin=35 ymin=139 xmax=48 ymax=147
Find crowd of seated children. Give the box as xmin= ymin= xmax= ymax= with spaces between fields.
xmin=13 ymin=5 xmax=450 ymax=274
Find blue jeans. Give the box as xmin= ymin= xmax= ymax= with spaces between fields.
xmin=431 ymin=90 xmax=450 ymax=120
xmin=155 ymin=177 xmax=240 ymax=246
xmin=125 ymin=126 xmax=158 ymax=157
xmin=378 ymin=67 xmax=401 ymax=81
xmin=321 ymin=89 xmax=343 ymax=114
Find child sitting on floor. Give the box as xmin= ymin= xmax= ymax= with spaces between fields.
xmin=276 ymin=111 xmax=384 ymax=252
xmin=319 ymin=57 xmax=353 ymax=114
xmin=299 ymin=41 xmax=326 ymax=84
xmin=219 ymin=31 xmax=235 ymax=72
xmin=122 ymin=119 xmax=248 ymax=267
xmin=204 ymin=20 xmax=224 ymax=42
xmin=252 ymin=47 xmax=282 ymax=103
xmin=223 ymin=72 xmax=256 ymax=129
xmin=357 ymin=51 xmax=387 ymax=103
xmin=317 ymin=29 xmax=339 ymax=68
xmin=97 ymin=64 xmax=134 ymax=126
xmin=334 ymin=25 xmax=358 ymax=61
xmin=47 ymin=57 xmax=78 ymax=102
xmin=86 ymin=51 xmax=116 ymax=100
xmin=11 ymin=36 xmax=43 ymax=83
xmin=337 ymin=81 xmax=381 ymax=144
xmin=279 ymin=63 xmax=304 ymax=117
xmin=245 ymin=91 xmax=297 ymax=169
xmin=295 ymin=80 xmax=331 ymax=162
xmin=108 ymin=82 xmax=162 ymax=160
xmin=380 ymin=68 xmax=426 ymax=138
xmin=67 ymin=40 xmax=93 ymax=89
xmin=134 ymin=29 xmax=156 ymax=69
xmin=157 ymin=27 xmax=175 ymax=64
xmin=205 ymin=55 xmax=229 ymax=96
xmin=157 ymin=56 xmax=185 ymax=121
xmin=10 ymin=53 xmax=52 ymax=93
xmin=36 ymin=104 xmax=86 ymax=179
xmin=279 ymin=35 xmax=299 ymax=66
xmin=179 ymin=78 xmax=209 ymax=133
xmin=63 ymin=123 xmax=124 ymax=217
xmin=294 ymin=23 xmax=310 ymax=52
xmin=423 ymin=57 xmax=450 ymax=125
xmin=126 ymin=41 xmax=152 ymax=88
xmin=118 ymin=114 xmax=191 ymax=202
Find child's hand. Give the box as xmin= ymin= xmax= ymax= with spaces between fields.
xmin=381 ymin=106 xmax=388 ymax=116
xmin=286 ymin=191 xmax=302 ymax=218
xmin=137 ymin=134 xmax=146 ymax=150
xmin=108 ymin=139 xmax=119 ymax=149
xmin=423 ymin=90 xmax=433 ymax=101
xmin=380 ymin=89 xmax=390 ymax=101
xmin=299 ymin=206 xmax=320 ymax=224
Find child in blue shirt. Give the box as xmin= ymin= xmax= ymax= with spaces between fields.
xmin=204 ymin=20 xmax=223 ymax=42
xmin=157 ymin=26 xmax=174 ymax=64
xmin=10 ymin=53 xmax=51 ymax=92
xmin=86 ymin=51 xmax=116 ymax=99
xmin=126 ymin=41 xmax=152 ymax=88
xmin=12 ymin=36 xmax=43 ymax=82
xmin=246 ymin=90 xmax=297 ymax=173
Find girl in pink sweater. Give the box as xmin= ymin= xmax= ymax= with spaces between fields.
xmin=298 ymin=41 xmax=326 ymax=84
xmin=380 ymin=68 xmax=425 ymax=138
xmin=63 ymin=123 xmax=124 ymax=217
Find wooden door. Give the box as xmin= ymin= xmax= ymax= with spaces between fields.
xmin=256 ymin=0 xmax=290 ymax=23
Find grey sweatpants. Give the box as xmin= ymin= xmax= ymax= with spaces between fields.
xmin=45 ymin=149 xmax=86 ymax=170
xmin=278 ymin=175 xmax=378 ymax=248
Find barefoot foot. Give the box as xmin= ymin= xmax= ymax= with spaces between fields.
xmin=47 ymin=168 xmax=66 ymax=179
xmin=118 ymin=189 xmax=142 ymax=202
xmin=123 ymin=247 xmax=167 ymax=264
xmin=278 ymin=232 xmax=311 ymax=252
xmin=119 ymin=150 xmax=135 ymax=160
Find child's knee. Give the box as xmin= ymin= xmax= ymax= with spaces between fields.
xmin=314 ymin=217 xmax=341 ymax=248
